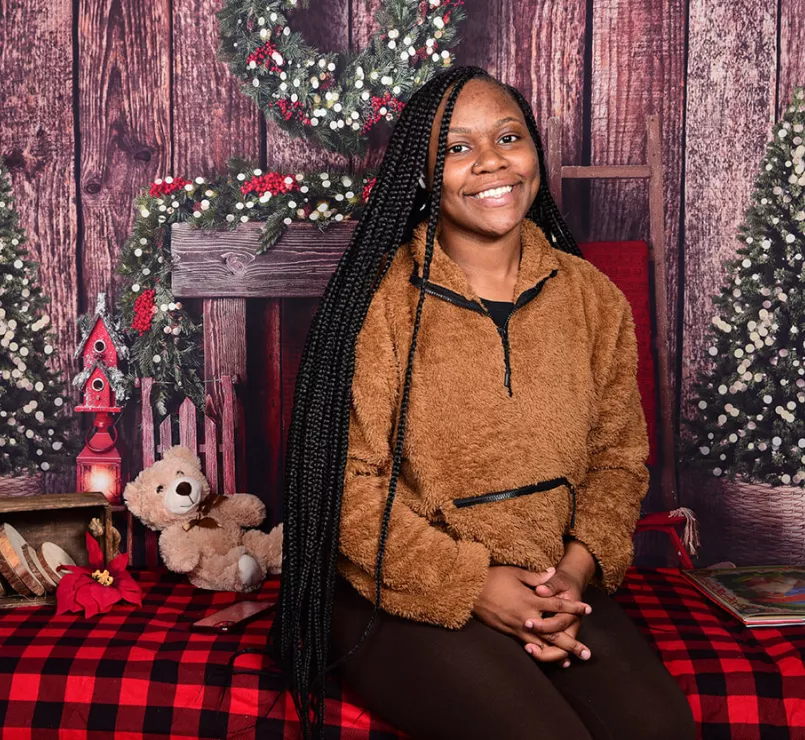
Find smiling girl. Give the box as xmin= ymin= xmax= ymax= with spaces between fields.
xmin=270 ymin=65 xmax=695 ymax=740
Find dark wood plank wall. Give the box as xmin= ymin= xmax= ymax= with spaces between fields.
xmin=3 ymin=0 xmax=805 ymax=560
xmin=0 ymin=0 xmax=78 ymax=495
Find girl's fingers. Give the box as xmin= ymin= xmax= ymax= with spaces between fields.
xmin=518 ymin=567 xmax=556 ymax=589
xmin=532 ymin=595 xmax=592 ymax=617
xmin=524 ymin=611 xmax=576 ymax=634
xmin=538 ymin=630 xmax=592 ymax=661
xmin=524 ymin=641 xmax=569 ymax=663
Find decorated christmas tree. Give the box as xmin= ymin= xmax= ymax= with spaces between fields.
xmin=683 ymin=87 xmax=805 ymax=488
xmin=0 ymin=160 xmax=76 ymax=476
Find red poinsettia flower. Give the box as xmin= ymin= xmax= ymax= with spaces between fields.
xmin=55 ymin=533 xmax=142 ymax=618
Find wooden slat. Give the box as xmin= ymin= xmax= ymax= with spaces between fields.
xmin=280 ymin=299 xmax=320 ymax=498
xmin=680 ymin=0 xmax=777 ymax=546
xmin=547 ymin=118 xmax=564 ymax=210
xmin=78 ymin=0 xmax=170 ymax=302
xmin=646 ymin=115 xmax=676 ymax=509
xmin=264 ymin=0 xmax=350 ymax=172
xmin=589 ymin=0 xmax=686 ymax=448
xmin=680 ymin=0 xmax=777 ymax=415
xmin=0 ymin=0 xmax=78 ymax=495
xmin=172 ymin=0 xmax=261 ymax=176
xmin=221 ymin=376 xmax=237 ymax=496
xmin=178 ymin=397 xmax=198 ymax=453
xmin=170 ymin=220 xmax=356 ymax=298
xmin=204 ymin=396 xmax=220 ymax=496
xmin=203 ymin=300 xmax=247 ymax=493
xmin=562 ymin=165 xmax=652 ymax=179
xmin=0 ymin=492 xmax=108 ymax=514
xmin=140 ymin=378 xmax=157 ymax=468
xmin=249 ymin=299 xmax=283 ymax=522
xmin=158 ymin=415 xmax=173 ymax=454
xmin=500 ymin=0 xmax=587 ymax=237
xmin=778 ymin=0 xmax=805 ymax=119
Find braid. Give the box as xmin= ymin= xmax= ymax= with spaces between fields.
xmin=269 ymin=64 xmax=584 ymax=740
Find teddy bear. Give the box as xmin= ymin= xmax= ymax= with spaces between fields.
xmin=123 ymin=444 xmax=283 ymax=592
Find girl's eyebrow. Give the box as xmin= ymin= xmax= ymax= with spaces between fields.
xmin=448 ymin=116 xmax=520 ymax=135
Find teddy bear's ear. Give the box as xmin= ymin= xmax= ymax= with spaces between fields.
xmin=122 ymin=476 xmax=143 ymax=518
xmin=163 ymin=445 xmax=201 ymax=470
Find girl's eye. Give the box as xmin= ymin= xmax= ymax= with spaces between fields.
xmin=448 ymin=143 xmax=468 ymax=154
xmin=500 ymin=134 xmax=520 ymax=144
xmin=157 ymin=485 xmax=164 ymax=494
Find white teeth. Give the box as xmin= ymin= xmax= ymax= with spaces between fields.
xmin=472 ymin=184 xmax=514 ymax=199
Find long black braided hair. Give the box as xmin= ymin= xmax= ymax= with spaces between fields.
xmin=269 ymin=64 xmax=584 ymax=739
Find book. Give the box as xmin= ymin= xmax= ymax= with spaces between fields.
xmin=681 ymin=565 xmax=805 ymax=627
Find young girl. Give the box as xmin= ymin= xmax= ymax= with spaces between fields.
xmin=269 ymin=65 xmax=696 ymax=740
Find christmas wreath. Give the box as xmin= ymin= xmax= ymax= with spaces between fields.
xmin=115 ymin=160 xmax=377 ymax=416
xmin=115 ymin=0 xmax=469 ymax=416
xmin=218 ymin=0 xmax=466 ymax=156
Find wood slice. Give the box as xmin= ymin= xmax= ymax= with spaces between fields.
xmin=36 ymin=542 xmax=76 ymax=585
xmin=22 ymin=543 xmax=58 ymax=594
xmin=0 ymin=524 xmax=45 ymax=596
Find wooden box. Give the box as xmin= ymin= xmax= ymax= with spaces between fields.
xmin=0 ymin=492 xmax=112 ymax=609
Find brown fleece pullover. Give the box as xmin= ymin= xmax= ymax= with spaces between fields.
xmin=336 ymin=217 xmax=650 ymax=629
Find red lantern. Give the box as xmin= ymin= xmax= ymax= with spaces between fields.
xmin=76 ymin=412 xmax=122 ymax=504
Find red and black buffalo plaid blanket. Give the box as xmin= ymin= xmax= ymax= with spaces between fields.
xmin=0 ymin=568 xmax=804 ymax=739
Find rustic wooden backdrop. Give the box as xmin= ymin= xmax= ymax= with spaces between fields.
xmin=1 ymin=0 xmax=803 ymax=564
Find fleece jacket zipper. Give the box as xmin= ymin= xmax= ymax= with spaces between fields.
xmin=453 ymin=477 xmax=577 ymax=529
xmin=410 ymin=267 xmax=558 ymax=396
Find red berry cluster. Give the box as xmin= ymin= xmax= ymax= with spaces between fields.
xmin=274 ymin=98 xmax=311 ymax=124
xmin=149 ymin=177 xmax=191 ymax=198
xmin=131 ymin=289 xmax=156 ymax=335
xmin=417 ymin=0 xmax=463 ymax=17
xmin=240 ymin=172 xmax=300 ymax=198
xmin=246 ymin=41 xmax=283 ymax=74
xmin=361 ymin=93 xmax=406 ymax=134
xmin=361 ymin=177 xmax=377 ymax=203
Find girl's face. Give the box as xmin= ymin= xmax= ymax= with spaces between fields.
xmin=425 ymin=78 xmax=541 ymax=240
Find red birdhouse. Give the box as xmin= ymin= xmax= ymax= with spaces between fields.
xmin=74 ymin=361 xmax=122 ymax=413
xmin=74 ymin=292 xmax=129 ymax=372
xmin=73 ymin=293 xmax=130 ymax=412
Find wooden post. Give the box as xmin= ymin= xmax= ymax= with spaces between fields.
xmin=646 ymin=114 xmax=677 ymax=508
xmin=547 ymin=117 xmax=564 ymax=213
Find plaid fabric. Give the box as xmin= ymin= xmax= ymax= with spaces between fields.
xmin=0 ymin=569 xmax=803 ymax=739
xmin=617 ymin=568 xmax=805 ymax=739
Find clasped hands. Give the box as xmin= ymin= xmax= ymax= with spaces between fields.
xmin=472 ymin=564 xmax=592 ymax=669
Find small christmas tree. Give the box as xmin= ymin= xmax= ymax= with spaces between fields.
xmin=0 ymin=159 xmax=76 ymax=476
xmin=683 ymin=87 xmax=805 ymax=487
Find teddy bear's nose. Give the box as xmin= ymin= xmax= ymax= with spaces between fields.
xmin=176 ymin=481 xmax=193 ymax=497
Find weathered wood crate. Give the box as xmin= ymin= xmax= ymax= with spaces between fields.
xmin=0 ymin=492 xmax=112 ymax=609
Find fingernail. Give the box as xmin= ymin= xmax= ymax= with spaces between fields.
xmin=581 ymin=649 xmax=591 ymax=660
xmin=547 ymin=566 xmax=556 ymax=572
xmin=585 ymin=606 xmax=592 ymax=614
xmin=525 ymin=620 xmax=533 ymax=629
xmin=562 ymin=660 xmax=570 ymax=668
xmin=526 ymin=645 xmax=534 ymax=655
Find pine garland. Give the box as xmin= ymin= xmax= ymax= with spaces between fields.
xmin=115 ymin=161 xmax=376 ymax=416
xmin=218 ymin=0 xmax=466 ymax=157
xmin=0 ymin=159 xmax=78 ymax=476
xmin=682 ymin=87 xmax=805 ymax=488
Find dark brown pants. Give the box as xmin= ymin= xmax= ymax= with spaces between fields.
xmin=329 ymin=576 xmax=696 ymax=740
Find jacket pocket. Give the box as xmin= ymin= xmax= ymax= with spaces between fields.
xmin=452 ymin=477 xmax=577 ymax=529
